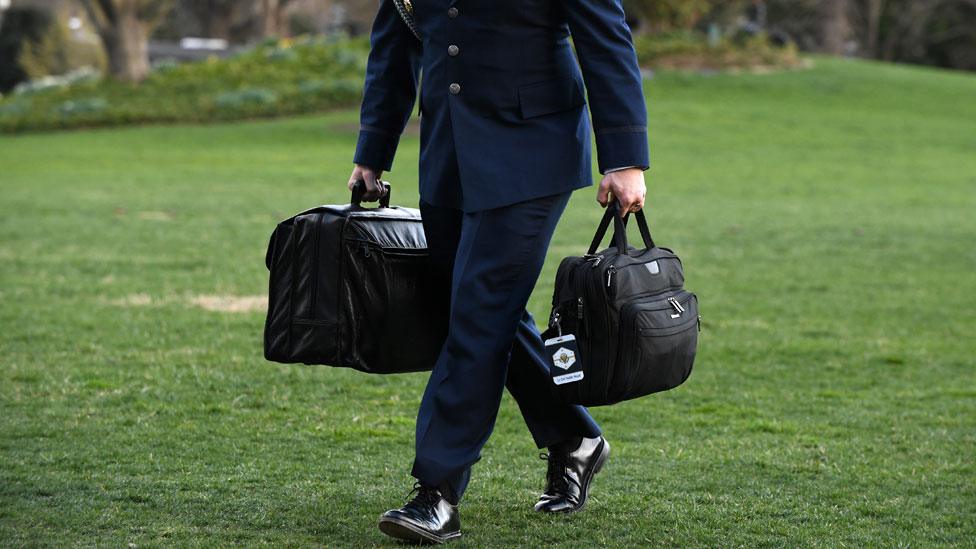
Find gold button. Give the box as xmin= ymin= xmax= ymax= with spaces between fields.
xmin=449 ymin=83 xmax=461 ymax=95
xmin=448 ymin=45 xmax=459 ymax=56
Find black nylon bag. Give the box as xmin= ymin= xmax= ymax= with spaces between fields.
xmin=263 ymin=182 xmax=445 ymax=373
xmin=541 ymin=201 xmax=699 ymax=406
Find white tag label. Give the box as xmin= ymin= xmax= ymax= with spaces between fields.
xmin=553 ymin=371 xmax=584 ymax=385
xmin=544 ymin=334 xmax=584 ymax=385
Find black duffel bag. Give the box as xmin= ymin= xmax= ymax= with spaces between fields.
xmin=263 ymin=181 xmax=445 ymax=373
xmin=541 ymin=201 xmax=699 ymax=406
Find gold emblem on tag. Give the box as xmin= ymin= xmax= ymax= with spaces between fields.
xmin=403 ymin=0 xmax=414 ymax=14
xmin=552 ymin=347 xmax=576 ymax=370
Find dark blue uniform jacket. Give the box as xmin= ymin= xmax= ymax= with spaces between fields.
xmin=353 ymin=0 xmax=649 ymax=212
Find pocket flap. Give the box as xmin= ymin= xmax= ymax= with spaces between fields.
xmin=517 ymin=76 xmax=585 ymax=119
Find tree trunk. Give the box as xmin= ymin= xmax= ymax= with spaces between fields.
xmin=260 ymin=0 xmax=283 ymax=38
xmin=865 ymin=0 xmax=884 ymax=58
xmin=102 ymin=4 xmax=150 ymax=82
xmin=198 ymin=0 xmax=238 ymax=41
xmin=822 ymin=0 xmax=850 ymax=55
xmin=204 ymin=13 xmax=233 ymax=40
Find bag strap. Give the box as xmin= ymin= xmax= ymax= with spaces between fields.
xmin=586 ymin=201 xmax=656 ymax=255
xmin=634 ymin=208 xmax=656 ymax=250
xmin=587 ymin=201 xmax=626 ymax=255
xmin=391 ymin=0 xmax=422 ymax=41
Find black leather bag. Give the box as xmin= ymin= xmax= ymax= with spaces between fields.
xmin=263 ymin=181 xmax=445 ymax=373
xmin=541 ymin=201 xmax=699 ymax=406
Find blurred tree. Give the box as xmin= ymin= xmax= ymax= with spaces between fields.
xmin=255 ymin=0 xmax=296 ymax=39
xmin=625 ymin=0 xmax=726 ymax=33
xmin=78 ymin=0 xmax=175 ymax=81
xmin=765 ymin=0 xmax=975 ymax=70
xmin=821 ymin=0 xmax=850 ymax=54
xmin=183 ymin=0 xmax=244 ymax=41
xmin=17 ymin=13 xmax=72 ymax=79
xmin=158 ymin=0 xmax=375 ymax=43
xmin=203 ymin=0 xmax=296 ymax=42
xmin=925 ymin=0 xmax=976 ymax=70
xmin=849 ymin=0 xmax=976 ymax=63
xmin=0 ymin=6 xmax=50 ymax=91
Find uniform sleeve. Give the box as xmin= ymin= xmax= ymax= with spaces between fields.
xmin=353 ymin=1 xmax=423 ymax=172
xmin=562 ymin=0 xmax=649 ymax=174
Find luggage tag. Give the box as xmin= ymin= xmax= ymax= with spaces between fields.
xmin=545 ymin=334 xmax=584 ymax=385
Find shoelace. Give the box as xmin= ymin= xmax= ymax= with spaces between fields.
xmin=406 ymin=481 xmax=442 ymax=509
xmin=539 ymin=452 xmax=573 ymax=494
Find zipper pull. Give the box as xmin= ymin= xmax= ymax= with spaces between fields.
xmin=360 ymin=242 xmax=371 ymax=258
xmin=668 ymin=296 xmax=685 ymax=314
xmin=606 ymin=266 xmax=615 ymax=288
xmin=577 ymin=297 xmax=584 ymax=321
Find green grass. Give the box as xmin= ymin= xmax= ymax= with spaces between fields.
xmin=1 ymin=57 xmax=974 ymax=546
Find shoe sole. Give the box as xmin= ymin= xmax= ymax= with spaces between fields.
xmin=378 ymin=516 xmax=462 ymax=545
xmin=537 ymin=438 xmax=610 ymax=515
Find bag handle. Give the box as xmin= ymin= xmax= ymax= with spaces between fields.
xmin=350 ymin=179 xmax=392 ymax=208
xmin=586 ymin=200 xmax=656 ymax=255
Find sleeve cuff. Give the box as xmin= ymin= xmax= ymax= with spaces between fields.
xmin=595 ymin=128 xmax=649 ymax=175
xmin=353 ymin=127 xmax=401 ymax=172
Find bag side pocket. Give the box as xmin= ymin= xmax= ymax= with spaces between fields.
xmin=615 ymin=292 xmax=698 ymax=402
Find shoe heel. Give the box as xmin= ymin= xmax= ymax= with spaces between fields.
xmin=593 ymin=440 xmax=610 ymax=476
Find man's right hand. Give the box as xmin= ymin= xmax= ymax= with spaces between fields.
xmin=348 ymin=164 xmax=386 ymax=201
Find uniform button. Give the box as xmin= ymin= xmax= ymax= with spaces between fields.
xmin=448 ymin=44 xmax=459 ymax=56
xmin=449 ymin=83 xmax=461 ymax=95
xmin=447 ymin=7 xmax=459 ymax=18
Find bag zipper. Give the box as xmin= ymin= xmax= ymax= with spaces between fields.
xmin=619 ymin=291 xmax=696 ymax=336
xmin=353 ymin=239 xmax=428 ymax=257
xmin=603 ymin=256 xmax=683 ymax=299
xmin=576 ymin=263 xmax=615 ymax=397
xmin=310 ymin=214 xmax=323 ymax=315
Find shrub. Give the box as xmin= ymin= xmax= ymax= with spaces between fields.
xmin=57 ymin=97 xmax=108 ymax=116
xmin=0 ymin=99 xmax=30 ymax=116
xmin=13 ymin=67 xmax=101 ymax=96
xmin=0 ymin=32 xmax=802 ymax=133
xmin=633 ymin=31 xmax=801 ymax=71
xmin=215 ymin=88 xmax=279 ymax=108
xmin=0 ymin=36 xmax=370 ymax=132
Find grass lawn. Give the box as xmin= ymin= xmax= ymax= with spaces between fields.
xmin=1 ymin=57 xmax=974 ymax=546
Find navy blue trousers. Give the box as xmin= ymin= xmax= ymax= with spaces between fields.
xmin=411 ymin=190 xmax=602 ymax=502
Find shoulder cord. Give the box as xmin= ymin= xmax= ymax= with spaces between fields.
xmin=391 ymin=0 xmax=423 ymax=41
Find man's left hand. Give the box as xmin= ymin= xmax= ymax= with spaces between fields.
xmin=596 ymin=168 xmax=646 ymax=216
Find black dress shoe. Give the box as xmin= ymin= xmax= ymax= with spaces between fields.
xmin=534 ymin=435 xmax=609 ymax=513
xmin=378 ymin=482 xmax=461 ymax=544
